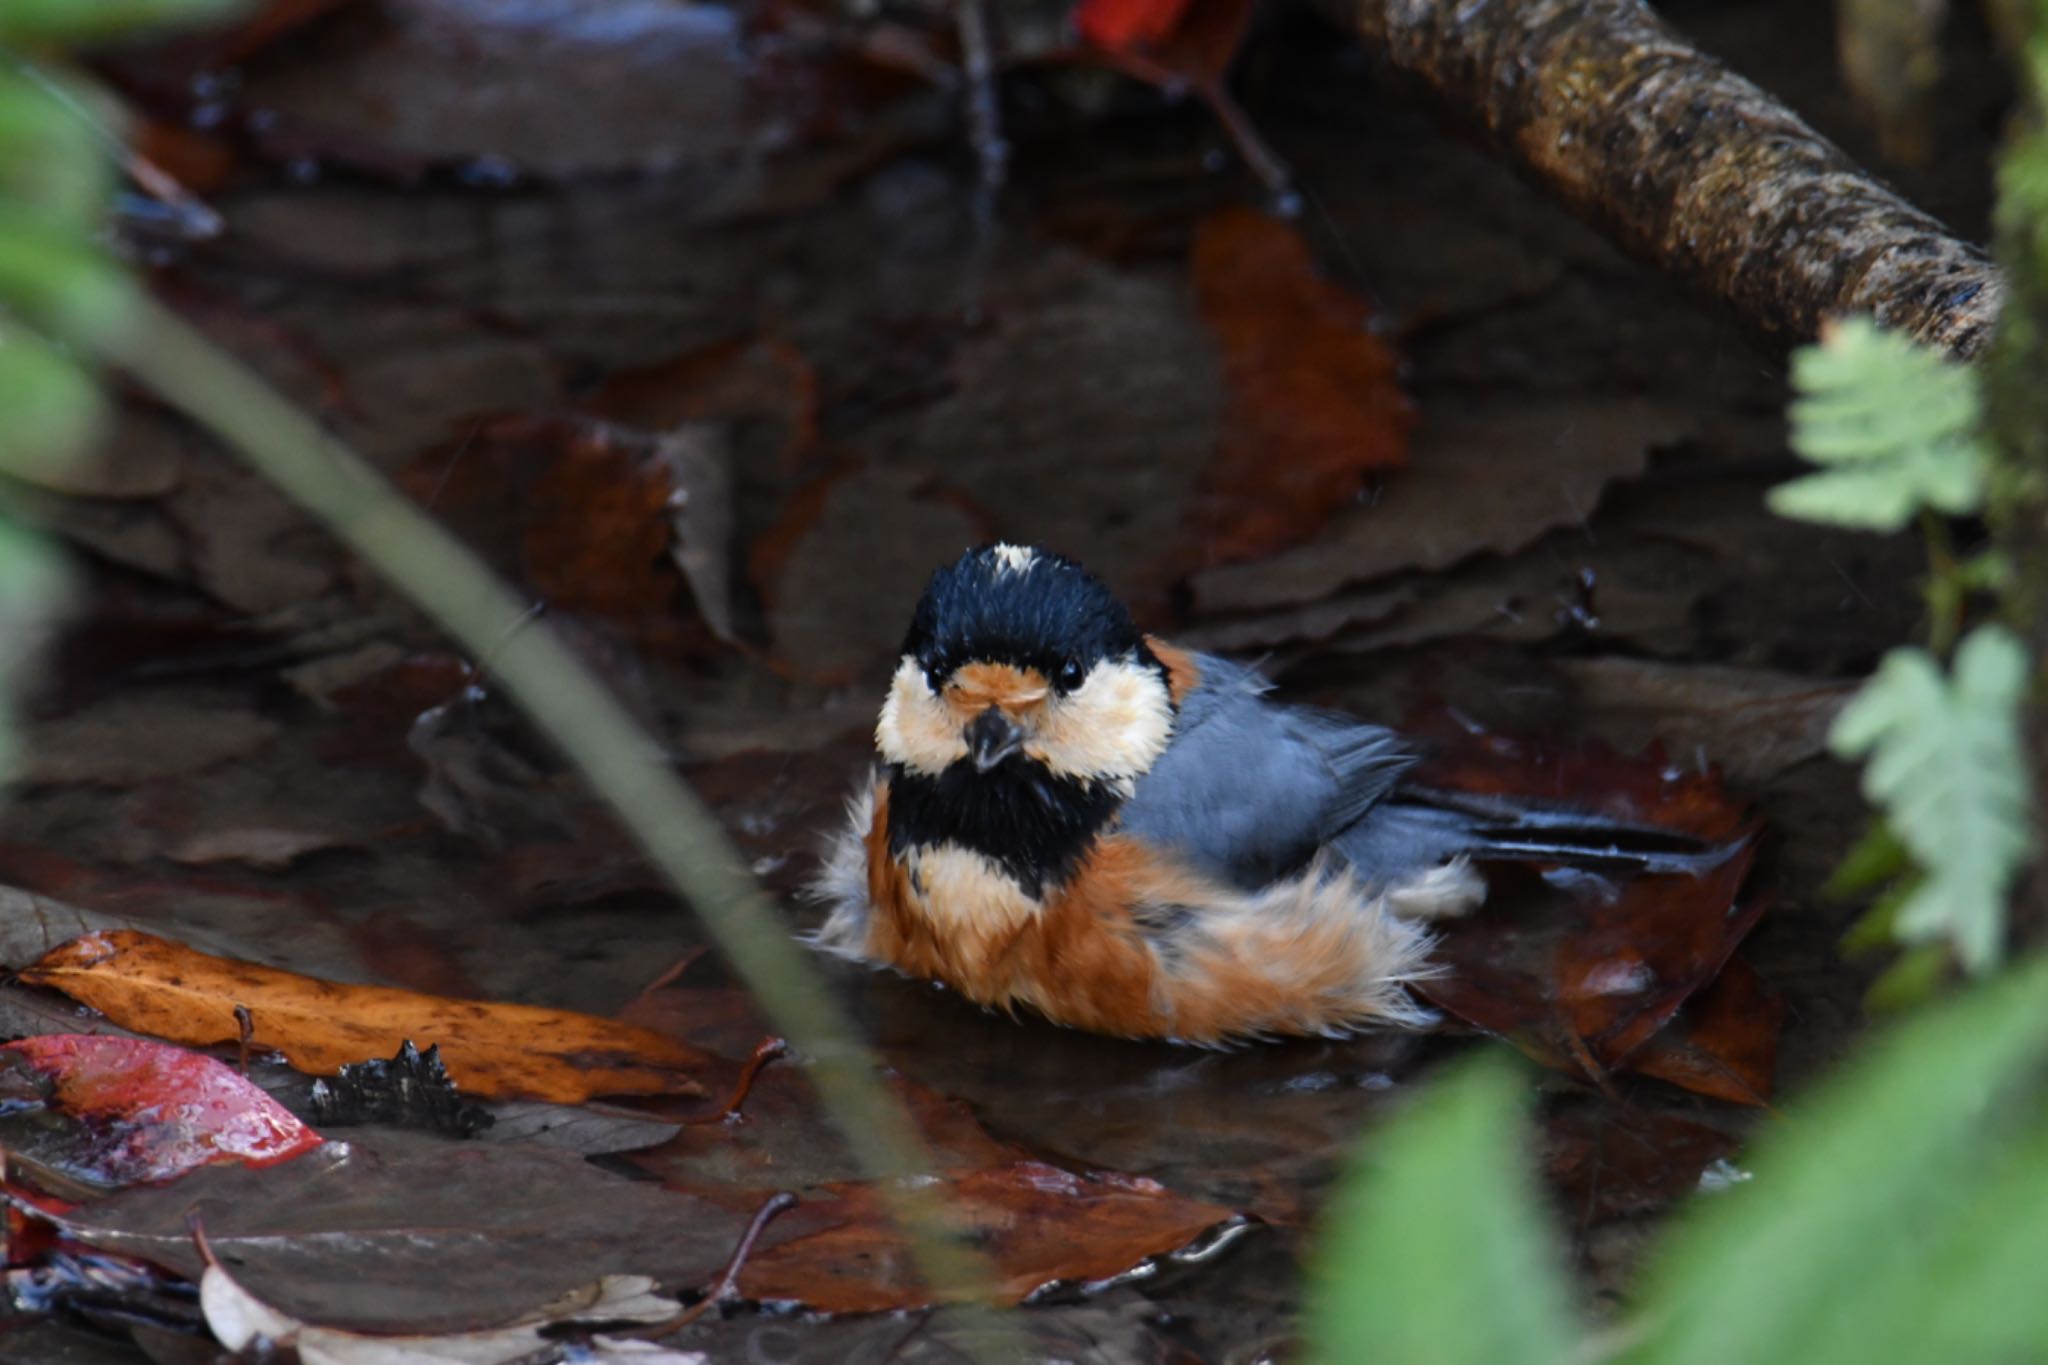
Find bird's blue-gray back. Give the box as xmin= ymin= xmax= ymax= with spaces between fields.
xmin=1118 ymin=653 xmax=1439 ymax=890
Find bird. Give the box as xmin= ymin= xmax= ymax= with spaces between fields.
xmin=811 ymin=543 xmax=1727 ymax=1044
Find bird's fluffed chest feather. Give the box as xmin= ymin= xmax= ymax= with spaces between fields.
xmin=821 ymin=772 xmax=1464 ymax=1043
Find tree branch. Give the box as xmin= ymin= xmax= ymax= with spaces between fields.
xmin=1307 ymin=0 xmax=2004 ymax=358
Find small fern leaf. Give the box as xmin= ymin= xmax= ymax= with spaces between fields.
xmin=1829 ymin=627 xmax=2034 ymax=972
xmin=1771 ymin=317 xmax=1990 ymax=531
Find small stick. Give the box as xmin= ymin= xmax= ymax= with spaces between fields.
xmin=633 ymin=1191 xmax=801 ymax=1337
xmin=688 ymin=1036 xmax=788 ymax=1126
xmin=233 ymin=1005 xmax=255 ymax=1076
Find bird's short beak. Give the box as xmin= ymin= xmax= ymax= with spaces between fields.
xmin=965 ymin=707 xmax=1025 ymax=773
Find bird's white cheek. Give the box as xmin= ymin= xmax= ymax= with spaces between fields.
xmin=876 ymin=658 xmax=967 ymax=776
xmin=1029 ymin=667 xmax=1172 ymax=781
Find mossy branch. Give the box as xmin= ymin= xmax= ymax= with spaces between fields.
xmin=1308 ymin=0 xmax=2004 ymax=358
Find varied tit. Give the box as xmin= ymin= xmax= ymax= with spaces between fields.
xmin=813 ymin=543 xmax=1719 ymax=1045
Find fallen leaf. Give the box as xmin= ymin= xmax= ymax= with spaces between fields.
xmin=1187 ymin=395 xmax=1690 ymax=618
xmin=0 ymin=1035 xmax=322 ymax=1190
xmin=21 ymin=931 xmax=711 ymax=1104
xmin=521 ymin=424 xmax=681 ymax=622
xmin=202 ymin=1256 xmax=703 ymax=1365
xmin=25 ymin=1115 xmax=1239 ymax=1325
xmin=1541 ymin=1100 xmax=1740 ymax=1225
xmin=1406 ymin=723 xmax=1773 ymax=1102
xmin=1183 ymin=207 xmax=1412 ymax=567
xmin=742 ymin=1162 xmax=1248 ymax=1312
xmin=622 ymin=1052 xmax=1250 ymax=1312
xmin=400 ymin=415 xmax=717 ymax=651
xmin=580 ymin=336 xmax=819 ymax=477
xmin=1073 ymin=0 xmax=1195 ymax=50
xmin=16 ymin=692 xmax=280 ymax=787
xmin=1075 ymin=0 xmax=1258 ymax=91
xmin=1624 ymin=956 xmax=1781 ymax=1106
xmin=1555 ymin=657 xmax=1856 ymax=788
xmin=749 ymin=461 xmax=988 ymax=680
xmin=19 ymin=1129 xmax=759 ymax=1334
xmin=187 ymin=0 xmax=797 ymax=180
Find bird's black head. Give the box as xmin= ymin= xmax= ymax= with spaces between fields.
xmin=899 ymin=544 xmax=1152 ymax=694
xmin=877 ymin=544 xmax=1175 ymax=895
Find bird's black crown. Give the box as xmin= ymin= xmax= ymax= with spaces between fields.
xmin=901 ymin=545 xmax=1157 ymax=687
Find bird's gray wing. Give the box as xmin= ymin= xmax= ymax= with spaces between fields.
xmin=1117 ymin=653 xmax=1419 ymax=889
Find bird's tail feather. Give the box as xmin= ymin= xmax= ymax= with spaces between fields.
xmin=1405 ymin=787 xmax=1747 ymax=877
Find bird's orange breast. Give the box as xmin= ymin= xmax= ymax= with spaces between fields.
xmin=855 ymin=773 xmax=1443 ymax=1043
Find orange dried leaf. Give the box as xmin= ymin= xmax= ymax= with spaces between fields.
xmin=21 ymin=931 xmax=710 ymax=1104
xmin=1189 ymin=207 xmax=1413 ymax=565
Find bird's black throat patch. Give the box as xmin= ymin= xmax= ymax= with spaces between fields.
xmin=886 ymin=759 xmax=1121 ymax=899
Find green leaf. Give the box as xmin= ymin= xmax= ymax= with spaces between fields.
xmin=1823 ymin=820 xmax=1911 ymax=900
xmin=0 ymin=212 xmax=132 ymax=345
xmin=1862 ymin=938 xmax=1950 ymax=1011
xmin=1771 ymin=317 xmax=1990 ymax=530
xmin=1828 ymin=626 xmax=2033 ymax=972
xmin=0 ymin=66 xmax=112 ymax=228
xmin=0 ymin=515 xmax=63 ymax=604
xmin=0 ymin=326 xmax=102 ymax=478
xmin=1626 ymin=959 xmax=2048 ymax=1365
xmin=0 ymin=0 xmax=243 ymax=44
xmin=1305 ymin=1053 xmax=1577 ymax=1365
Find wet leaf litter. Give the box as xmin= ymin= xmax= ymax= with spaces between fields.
xmin=0 ymin=0 xmax=1955 ymax=1359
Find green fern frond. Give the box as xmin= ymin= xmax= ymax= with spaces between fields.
xmin=1829 ymin=626 xmax=2034 ymax=972
xmin=1770 ymin=317 xmax=1991 ymax=530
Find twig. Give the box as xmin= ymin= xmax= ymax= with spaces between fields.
xmin=631 ymin=1191 xmax=801 ymax=1337
xmin=687 ymin=1036 xmax=788 ymax=1125
xmin=233 ymin=1004 xmax=254 ymax=1076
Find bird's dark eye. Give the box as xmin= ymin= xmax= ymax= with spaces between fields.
xmin=1055 ymin=657 xmax=1086 ymax=693
xmin=921 ymin=656 xmax=948 ymax=689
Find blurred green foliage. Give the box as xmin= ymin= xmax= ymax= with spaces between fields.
xmin=1308 ymin=960 xmax=2048 ymax=1364
xmin=1829 ymin=625 xmax=2032 ymax=972
xmin=1770 ymin=317 xmax=1990 ymax=532
xmin=1305 ymin=1052 xmax=1575 ymax=1365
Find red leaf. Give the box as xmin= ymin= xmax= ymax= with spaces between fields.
xmin=1074 ymin=0 xmax=1196 ymax=51
xmin=1 ymin=1035 xmax=322 ymax=1189
xmin=1074 ymin=0 xmax=1256 ymax=88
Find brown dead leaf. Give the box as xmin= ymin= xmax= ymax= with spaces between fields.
xmin=205 ymin=0 xmax=794 ymax=181
xmin=628 ymin=1061 xmax=1249 ymax=1312
xmin=17 ymin=692 xmax=279 ymax=787
xmin=580 ymin=337 xmax=819 ymax=478
xmin=1184 ymin=207 xmax=1412 ymax=568
xmin=749 ymin=461 xmax=988 ymax=681
xmin=401 ymin=415 xmax=714 ymax=649
xmin=1406 ymin=722 xmax=1772 ymax=1102
xmin=21 ymin=931 xmax=710 ymax=1104
xmin=1188 ymin=395 xmax=1689 ymax=618
xmin=736 ymin=1161 xmax=1245 ymax=1312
